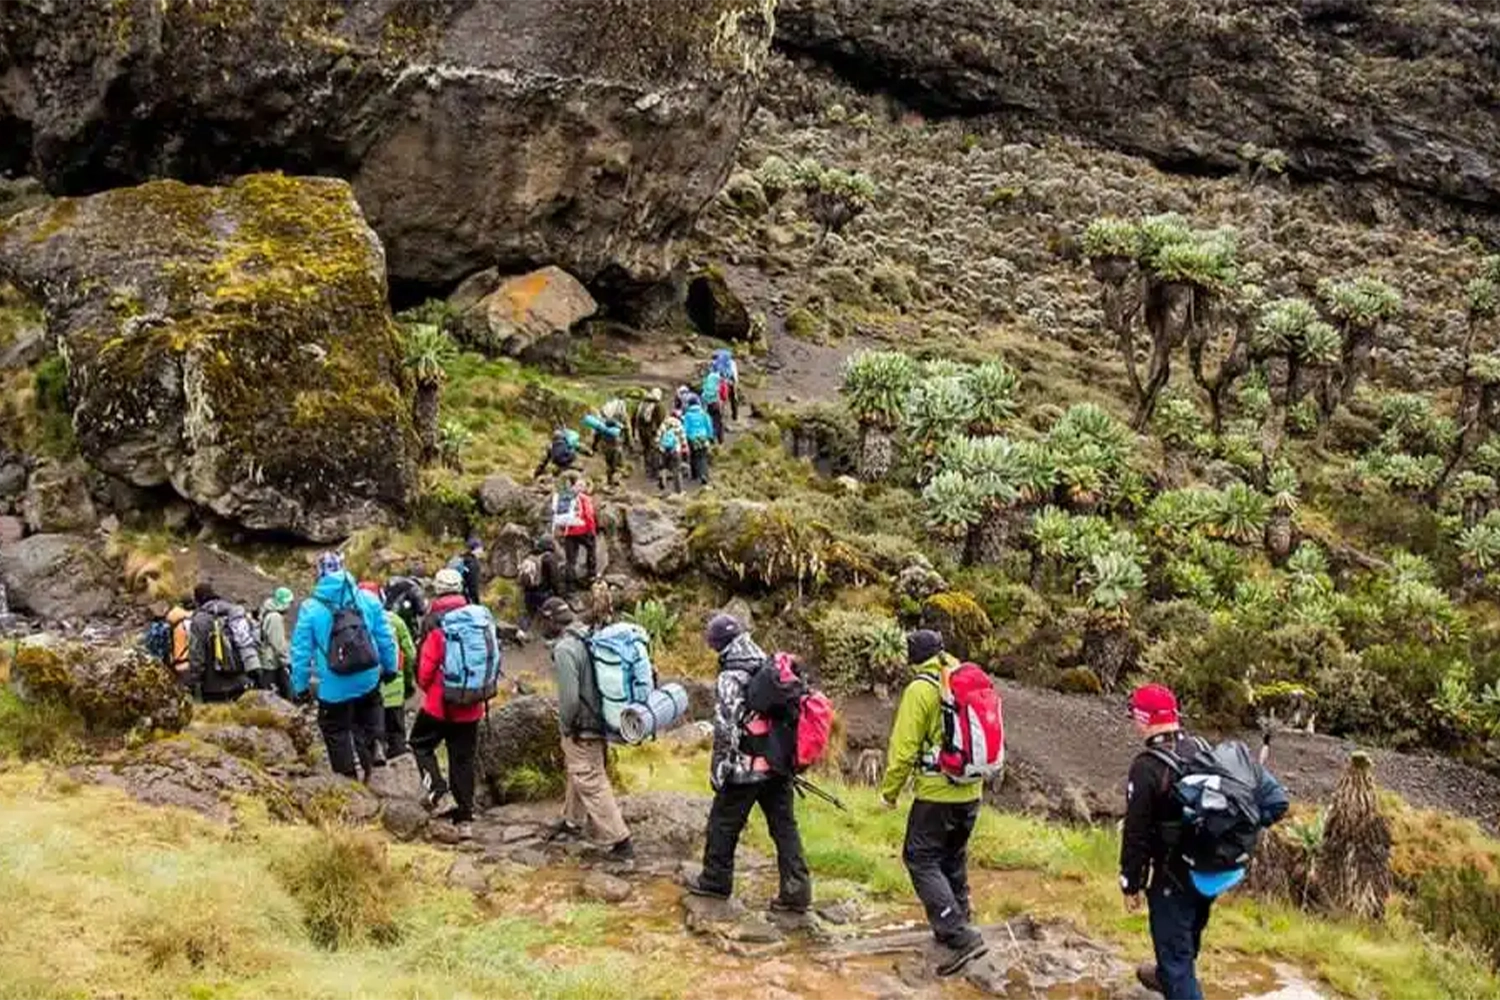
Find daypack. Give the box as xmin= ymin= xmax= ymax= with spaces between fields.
xmin=440 ymin=604 xmax=502 ymax=706
xmin=601 ymin=398 xmax=629 ymax=425
xmin=552 ymin=488 xmax=584 ymax=532
xmin=549 ymin=434 xmax=576 ymax=467
xmin=588 ymin=623 xmax=655 ymax=733
xmin=745 ymin=653 xmax=835 ymax=775
xmin=317 ymin=589 xmax=380 ymax=676
xmin=383 ymin=576 xmax=425 ymax=634
xmin=199 ymin=605 xmax=256 ymax=675
xmin=703 ymin=370 xmax=722 ymax=402
xmin=658 ymin=426 xmax=680 ymax=452
xmin=517 ymin=554 xmax=543 ymax=589
xmin=1150 ymin=738 xmax=1267 ymax=883
xmin=712 ymin=350 xmax=735 ymax=381
xmin=921 ymin=662 xmax=1004 ymax=784
xmin=142 ymin=619 xmax=173 ymax=666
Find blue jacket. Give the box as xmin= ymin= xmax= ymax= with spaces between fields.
xmin=290 ymin=571 xmax=398 ymax=703
xmin=702 ymin=370 xmax=723 ymax=403
xmin=683 ymin=404 xmax=714 ymax=443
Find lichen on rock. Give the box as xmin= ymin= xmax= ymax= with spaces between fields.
xmin=0 ymin=173 xmax=417 ymax=541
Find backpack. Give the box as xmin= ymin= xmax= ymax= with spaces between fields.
xmin=745 ymin=653 xmax=835 ymax=775
xmin=1150 ymin=738 xmax=1267 ymax=885
xmin=703 ymin=370 xmax=722 ymax=402
xmin=588 ymin=623 xmax=656 ymax=733
xmin=658 ymin=426 xmax=680 ymax=452
xmin=552 ymin=488 xmax=583 ymax=532
xmin=517 ymin=554 xmax=543 ymax=589
xmin=440 ymin=604 xmax=502 ymax=706
xmin=383 ymin=577 xmax=425 ymax=633
xmin=549 ymin=435 xmax=576 ymax=467
xmin=142 ymin=619 xmax=173 ymax=665
xmin=712 ymin=350 xmax=735 ymax=380
xmin=921 ymin=662 xmax=1004 ymax=784
xmin=316 ymin=589 xmax=380 ymax=676
xmin=601 ymin=398 xmax=629 ymax=425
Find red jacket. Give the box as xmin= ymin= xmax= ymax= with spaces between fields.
xmin=416 ymin=594 xmax=486 ymax=723
xmin=561 ymin=492 xmax=597 ymax=538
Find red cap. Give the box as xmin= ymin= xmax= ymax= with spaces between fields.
xmin=1129 ymin=684 xmax=1179 ymax=727
xmin=357 ymin=580 xmax=380 ymax=595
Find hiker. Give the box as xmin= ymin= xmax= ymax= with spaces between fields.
xmin=657 ymin=416 xmax=686 ymax=494
xmin=1121 ymin=684 xmax=1290 ymax=1000
xmin=186 ymin=583 xmax=263 ymax=703
xmin=142 ymin=602 xmax=191 ymax=678
xmin=633 ymin=388 xmax=666 ymax=475
xmin=585 ymin=410 xmax=626 ymax=488
xmin=411 ymin=568 xmax=501 ymax=837
xmin=383 ymin=569 xmax=428 ymax=638
xmin=713 ymin=348 xmax=741 ymax=422
xmin=258 ymin=587 xmax=295 ymax=700
xmin=685 ymin=614 xmax=811 ymax=913
xmin=552 ymin=471 xmax=599 ymax=592
xmin=360 ymin=581 xmax=416 ymax=762
xmin=539 ymin=596 xmax=633 ymax=859
xmin=673 ymin=384 xmax=693 ymax=418
xmin=533 ymin=427 xmax=582 ymax=480
xmin=458 ymin=538 xmax=485 ymax=607
xmin=289 ymin=552 xmax=399 ymax=782
xmin=683 ymin=395 xmax=715 ymax=484
xmin=167 ymin=602 xmax=193 ymax=680
xmin=517 ymin=536 xmax=563 ymax=629
xmin=879 ymin=630 xmax=989 ymax=977
xmin=602 ymin=396 xmax=631 ymax=449
xmin=702 ymin=365 xmax=726 ymax=444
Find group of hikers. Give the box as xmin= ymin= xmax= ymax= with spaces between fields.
xmin=532 ymin=348 xmax=740 ymax=493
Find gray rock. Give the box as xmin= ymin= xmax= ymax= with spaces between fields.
xmin=816 ymin=899 xmax=860 ymax=925
xmin=0 ymin=322 xmax=46 ymax=370
xmin=963 ymin=950 xmax=1010 ymax=996
xmin=580 ymin=871 xmax=634 ymax=904
xmin=0 ymin=533 xmax=115 ymax=620
xmin=0 ymin=1 xmax=775 ymax=295
xmin=447 ymin=856 xmax=492 ymax=894
xmin=380 ymin=800 xmax=431 ymax=841
xmin=288 ymin=773 xmax=382 ymax=824
xmin=22 ymin=459 xmax=97 ymax=534
xmin=73 ymin=737 xmax=285 ymax=824
xmin=367 ymin=753 xmax=424 ymax=802
xmin=0 ymin=176 xmax=416 ymax=542
xmin=0 ymin=516 xmax=23 ymax=545
xmin=478 ymin=475 xmax=539 ymax=519
xmin=197 ymin=724 xmax=301 ymax=773
xmin=0 ymin=460 xmax=28 ymax=503
xmin=448 ymin=268 xmax=501 ymax=314
xmin=625 ymin=503 xmax=689 ymax=576
xmin=457 ymin=267 xmax=597 ymax=357
xmin=509 ymin=847 xmax=550 ymax=868
xmin=474 ymin=696 xmax=566 ymax=808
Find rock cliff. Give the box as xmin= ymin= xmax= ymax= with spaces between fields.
xmin=0 ymin=0 xmax=776 ymax=297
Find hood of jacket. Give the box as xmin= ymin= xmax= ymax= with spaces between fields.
xmin=260 ymin=597 xmax=286 ymax=619
xmin=718 ymin=632 xmax=767 ymax=675
xmin=311 ymin=571 xmax=361 ymax=607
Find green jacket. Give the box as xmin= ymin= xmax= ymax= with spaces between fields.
xmin=552 ymin=623 xmax=604 ymax=738
xmin=381 ymin=612 xmax=416 ymax=709
xmin=879 ymin=654 xmax=983 ymax=805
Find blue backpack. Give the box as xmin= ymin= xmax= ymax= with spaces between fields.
xmin=659 ymin=426 xmax=680 ymax=452
xmin=712 ymin=350 xmax=735 ymax=379
xmin=702 ymin=370 xmax=722 ymax=402
xmin=440 ymin=604 xmax=502 ymax=706
xmin=142 ymin=619 xmax=173 ymax=665
xmin=588 ymin=623 xmax=655 ymax=733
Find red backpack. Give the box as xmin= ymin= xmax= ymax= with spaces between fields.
xmin=923 ymin=662 xmax=1004 ymax=784
xmin=746 ymin=653 xmax=835 ymax=774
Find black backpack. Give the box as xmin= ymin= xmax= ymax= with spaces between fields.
xmin=316 ymin=586 xmax=379 ymax=676
xmin=549 ymin=435 xmax=576 ymax=467
xmin=384 ymin=576 xmax=426 ymax=634
xmin=745 ymin=656 xmax=806 ymax=777
xmin=1150 ymin=737 xmax=1265 ymax=873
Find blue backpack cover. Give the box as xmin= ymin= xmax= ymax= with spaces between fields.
xmin=659 ymin=426 xmax=680 ymax=451
xmin=588 ymin=622 xmax=655 ymax=732
xmin=712 ymin=350 xmax=734 ymax=379
xmin=441 ymin=604 xmax=502 ymax=706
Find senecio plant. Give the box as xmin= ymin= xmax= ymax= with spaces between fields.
xmin=840 ymin=349 xmax=918 ymax=482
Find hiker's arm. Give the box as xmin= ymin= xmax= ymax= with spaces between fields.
xmin=879 ymin=682 xmax=926 ymax=804
xmin=266 ymin=614 xmax=289 ymax=663
xmin=1119 ymin=754 xmax=1156 ymax=894
xmin=1257 ymin=768 xmax=1290 ymax=827
xmin=289 ymin=610 xmax=314 ymax=698
xmin=394 ymin=617 xmax=416 ymax=675
xmin=710 ymin=670 xmax=747 ymax=791
xmin=367 ymin=598 xmax=398 ymax=680
xmin=553 ymin=643 xmax=582 ymax=732
xmin=532 ymin=453 xmax=550 ymax=479
xmin=416 ymin=632 xmax=443 ymax=692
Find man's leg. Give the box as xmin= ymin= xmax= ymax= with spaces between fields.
xmin=729 ymin=383 xmax=739 ymax=422
xmin=352 ymin=688 xmax=383 ymax=779
xmin=563 ymin=536 xmax=581 ymax=593
xmin=903 ymin=801 xmax=974 ymax=946
xmin=446 ymin=720 xmax=479 ymax=822
xmin=758 ymin=778 xmax=812 ymax=909
xmin=1148 ymin=883 xmax=1205 ymax=1000
xmin=561 ymin=736 xmax=629 ymax=844
xmin=317 ymin=699 xmax=358 ymax=779
xmin=583 ymin=535 xmax=598 ymax=581
xmin=939 ymin=800 xmax=981 ymax=924
xmin=698 ymin=782 xmax=758 ymax=897
xmin=384 ymin=705 xmax=409 ymax=757
xmin=408 ymin=711 xmax=450 ymax=805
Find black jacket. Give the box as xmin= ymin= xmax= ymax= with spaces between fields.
xmin=1119 ymin=730 xmax=1206 ymax=894
xmin=460 ymin=552 xmax=484 ymax=606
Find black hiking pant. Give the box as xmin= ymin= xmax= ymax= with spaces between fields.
xmin=700 ymin=777 xmax=812 ymax=908
xmin=563 ymin=534 xmax=598 ymax=591
xmin=904 ymin=799 xmax=982 ymax=948
xmin=708 ymin=402 xmax=725 ymax=444
xmin=1148 ymin=881 xmax=1213 ymax=1000
xmin=383 ymin=705 xmax=409 ymax=758
xmin=658 ymin=449 xmax=684 ymax=493
xmin=689 ymin=442 xmax=710 ymax=483
xmin=317 ymin=688 xmax=383 ymax=781
xmin=410 ymin=710 xmax=479 ymax=822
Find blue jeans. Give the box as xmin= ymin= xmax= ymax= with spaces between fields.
xmin=1148 ymin=881 xmax=1213 ymax=1000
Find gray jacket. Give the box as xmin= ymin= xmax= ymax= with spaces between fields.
xmin=710 ymin=633 xmax=769 ymax=790
xmin=552 ymin=623 xmax=604 ymax=738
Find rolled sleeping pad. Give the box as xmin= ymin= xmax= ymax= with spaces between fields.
xmin=618 ymin=683 xmax=690 ymax=745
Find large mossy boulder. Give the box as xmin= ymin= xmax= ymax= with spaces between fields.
xmin=0 ymin=175 xmax=417 ymax=541
xmin=0 ymin=0 xmax=775 ymax=296
xmin=474 ymin=696 xmax=567 ymax=808
xmin=11 ymin=639 xmax=192 ymax=736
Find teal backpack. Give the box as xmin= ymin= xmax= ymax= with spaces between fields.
xmin=440 ymin=605 xmax=502 ymax=706
xmin=588 ymin=623 xmax=655 ymax=733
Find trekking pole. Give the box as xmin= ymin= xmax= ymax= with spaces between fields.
xmin=792 ymin=775 xmax=848 ymax=812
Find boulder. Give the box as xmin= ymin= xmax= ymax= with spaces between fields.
xmin=685 ymin=270 xmax=752 ymax=342
xmin=197 ymin=723 xmax=301 ymax=773
xmin=288 ymin=773 xmax=382 ymax=824
xmin=477 ymin=474 xmax=541 ymax=521
xmin=0 ymin=516 xmax=22 ymax=545
xmin=222 ymin=690 xmax=321 ymax=760
xmin=776 ymin=0 xmax=1500 ymax=239
xmin=21 ymin=459 xmax=97 ymax=534
xmin=625 ymin=503 xmax=689 ymax=576
xmin=73 ymin=737 xmax=292 ymax=824
xmin=11 ymin=640 xmax=192 ymax=736
xmin=580 ymin=871 xmax=635 ymax=904
xmin=381 ymin=800 xmax=432 ymax=841
xmin=367 ymin=752 xmax=424 ymax=802
xmin=474 ymin=696 xmax=567 ymax=808
xmin=447 ymin=268 xmax=501 ymax=314
xmin=0 ymin=175 xmax=417 ymax=542
xmin=457 ymin=267 xmax=598 ymax=358
xmin=0 ymin=1 xmax=775 ymax=294
xmin=489 ymin=522 xmax=536 ymax=581
xmin=0 ymin=533 xmax=115 ymax=620
xmin=0 ymin=456 xmax=28 ymax=505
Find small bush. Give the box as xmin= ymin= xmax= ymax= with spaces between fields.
xmin=1054 ymin=666 xmax=1103 ymax=695
xmin=921 ymin=590 xmax=992 ymax=661
xmin=0 ymin=689 xmax=84 ymax=762
xmin=623 ymin=599 xmax=681 ymax=648
xmin=785 ymin=306 xmax=821 ymax=339
xmin=1413 ymin=866 xmax=1500 ymax=968
xmin=272 ymin=826 xmax=402 ymax=950
xmin=814 ymin=608 xmax=907 ymax=694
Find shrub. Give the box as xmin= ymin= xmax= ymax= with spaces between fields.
xmin=1054 ymin=666 xmax=1103 ymax=695
xmin=272 ymin=826 xmax=401 ymax=950
xmin=0 ymin=688 xmax=84 ymax=762
xmin=920 ymin=591 xmax=993 ymax=661
xmin=688 ymin=500 xmax=832 ymax=594
xmin=814 ymin=608 xmax=907 ymax=694
xmin=623 ymin=599 xmax=680 ymax=648
xmin=1413 ymin=866 xmax=1500 ymax=968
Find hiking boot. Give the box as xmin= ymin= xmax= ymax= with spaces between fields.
xmin=421 ymin=788 xmax=450 ymax=814
xmin=450 ymin=821 xmax=474 ymax=842
xmin=684 ymin=874 xmax=730 ymax=900
xmin=1135 ymin=963 xmax=1163 ymax=995
xmin=935 ymin=935 xmax=988 ymax=977
xmin=437 ymin=807 xmax=474 ymax=825
xmin=607 ymin=837 xmax=635 ymax=861
xmin=544 ymin=819 xmax=583 ymax=843
xmin=768 ymin=898 xmax=809 ymax=915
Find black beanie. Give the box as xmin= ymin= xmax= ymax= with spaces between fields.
xmin=906 ymin=629 xmax=944 ymax=665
